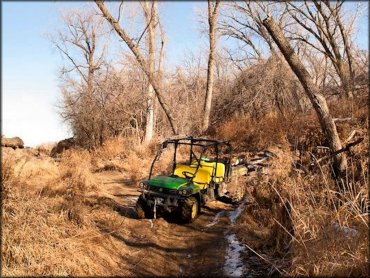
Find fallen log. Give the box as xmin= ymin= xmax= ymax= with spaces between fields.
xmin=344 ymin=130 xmax=357 ymax=144
xmin=313 ymin=137 xmax=364 ymax=164
xmin=333 ymin=118 xmax=358 ymax=123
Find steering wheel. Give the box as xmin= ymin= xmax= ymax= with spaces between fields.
xmin=182 ymin=171 xmax=195 ymax=179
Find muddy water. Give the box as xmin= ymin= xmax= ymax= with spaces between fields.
xmin=223 ymin=197 xmax=248 ymax=276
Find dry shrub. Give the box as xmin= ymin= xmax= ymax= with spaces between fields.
xmin=235 ymin=146 xmax=295 ymax=255
xmin=210 ymin=112 xmax=324 ymax=155
xmin=235 ymin=139 xmax=368 ymax=276
xmin=209 ymin=114 xmax=288 ymax=152
xmin=2 ymin=147 xmax=133 ymax=276
xmin=91 ymin=137 xmax=149 ymax=175
xmin=90 ymin=135 xmax=167 ymax=181
xmin=94 ymin=136 xmax=128 ymax=161
xmin=212 ymin=55 xmax=310 ymax=123
xmin=2 ymin=187 xmax=129 ymax=276
xmin=286 ymin=169 xmax=368 ymax=276
xmin=58 ymin=149 xmax=94 ymax=189
xmin=329 ymin=94 xmax=368 ymax=125
xmin=18 ymin=157 xmax=60 ymax=192
xmin=35 ymin=142 xmax=57 ymax=156
xmin=50 ymin=150 xmax=96 ymax=223
xmin=1 ymin=154 xmax=21 ymax=201
xmin=121 ymin=142 xmax=155 ymax=181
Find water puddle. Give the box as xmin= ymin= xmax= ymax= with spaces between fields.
xmin=224 ymin=234 xmax=246 ymax=277
xmin=206 ymin=211 xmax=224 ymax=227
xmin=223 ymin=197 xmax=248 ymax=276
xmin=228 ymin=198 xmax=247 ymax=224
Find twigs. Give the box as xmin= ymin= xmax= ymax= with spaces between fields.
xmin=243 ymin=242 xmax=290 ymax=276
xmin=314 ymin=137 xmax=364 ymax=164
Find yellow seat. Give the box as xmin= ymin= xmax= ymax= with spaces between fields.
xmin=190 ymin=159 xmax=226 ymax=183
xmin=174 ymin=164 xmax=211 ymax=185
xmin=199 ymin=160 xmax=225 ymax=183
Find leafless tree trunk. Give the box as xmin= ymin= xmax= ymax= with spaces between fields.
xmin=202 ymin=0 xmax=221 ymax=132
xmin=95 ymin=0 xmax=178 ymax=135
xmin=155 ymin=20 xmax=166 ymax=134
xmin=263 ymin=16 xmax=347 ymax=176
xmin=142 ymin=1 xmax=157 ymax=143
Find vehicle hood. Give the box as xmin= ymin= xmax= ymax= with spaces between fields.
xmin=145 ymin=175 xmax=189 ymax=190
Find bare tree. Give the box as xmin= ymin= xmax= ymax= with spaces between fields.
xmin=263 ymin=16 xmax=347 ymax=176
xmin=202 ymin=0 xmax=221 ymax=132
xmin=51 ymin=9 xmax=109 ymax=147
xmin=154 ymin=20 xmax=168 ymax=134
xmin=286 ymin=0 xmax=359 ymax=98
xmin=95 ymin=0 xmax=178 ymax=135
xmin=142 ymin=1 xmax=157 ymax=143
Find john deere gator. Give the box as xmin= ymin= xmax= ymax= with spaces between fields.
xmin=136 ymin=137 xmax=248 ymax=223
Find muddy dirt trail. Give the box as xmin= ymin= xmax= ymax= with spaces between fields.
xmin=93 ymin=171 xmax=269 ymax=277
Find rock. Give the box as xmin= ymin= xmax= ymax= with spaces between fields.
xmin=50 ymin=137 xmax=76 ymax=157
xmin=1 ymin=136 xmax=24 ymax=149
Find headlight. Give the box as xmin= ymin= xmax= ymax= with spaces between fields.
xmin=178 ymin=189 xmax=192 ymax=195
xmin=139 ymin=182 xmax=148 ymax=189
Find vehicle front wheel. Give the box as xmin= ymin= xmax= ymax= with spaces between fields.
xmin=136 ymin=195 xmax=153 ymax=219
xmin=181 ymin=196 xmax=199 ymax=223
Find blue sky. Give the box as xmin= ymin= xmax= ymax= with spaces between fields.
xmin=2 ymin=1 xmax=203 ymax=147
xmin=2 ymin=1 xmax=368 ymax=147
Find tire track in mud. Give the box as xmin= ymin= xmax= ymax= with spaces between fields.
xmin=93 ymin=171 xmax=267 ymax=277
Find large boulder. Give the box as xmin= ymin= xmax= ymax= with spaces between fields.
xmin=1 ymin=136 xmax=24 ymax=149
xmin=50 ymin=137 xmax=76 ymax=157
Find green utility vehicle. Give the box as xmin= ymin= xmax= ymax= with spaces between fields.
xmin=136 ymin=137 xmax=248 ymax=223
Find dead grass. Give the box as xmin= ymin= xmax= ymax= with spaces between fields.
xmin=235 ymin=145 xmax=368 ymax=276
xmin=287 ymin=173 xmax=368 ymax=276
xmin=1 ymin=147 xmax=133 ymax=276
xmin=35 ymin=142 xmax=56 ymax=156
xmin=89 ymin=136 xmax=177 ymax=182
xmin=230 ymin=99 xmax=369 ymax=277
xmin=89 ymin=137 xmax=156 ymax=180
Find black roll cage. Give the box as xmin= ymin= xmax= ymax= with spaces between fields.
xmin=148 ymin=136 xmax=233 ymax=182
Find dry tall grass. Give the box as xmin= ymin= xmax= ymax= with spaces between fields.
xmin=227 ymin=96 xmax=369 ymax=277
xmin=1 ymin=148 xmax=132 ymax=276
xmin=234 ymin=144 xmax=368 ymax=276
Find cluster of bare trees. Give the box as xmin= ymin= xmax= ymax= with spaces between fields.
xmin=53 ymin=3 xmax=170 ymax=147
xmin=53 ymin=0 xmax=367 ymax=174
xmin=51 ymin=10 xmax=110 ymax=148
